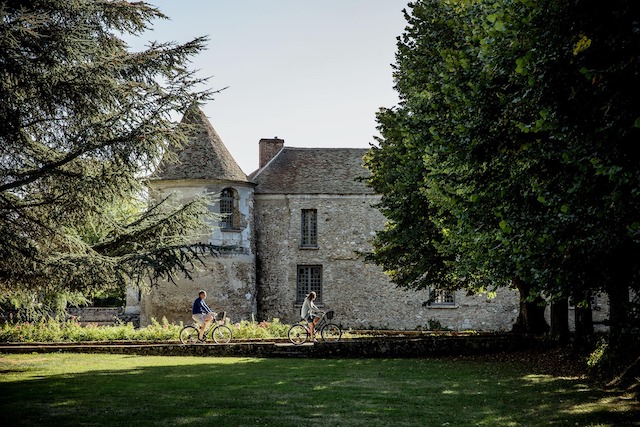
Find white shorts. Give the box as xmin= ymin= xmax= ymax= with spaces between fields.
xmin=192 ymin=313 xmax=213 ymax=326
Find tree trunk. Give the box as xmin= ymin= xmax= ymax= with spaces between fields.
xmin=605 ymin=238 xmax=636 ymax=350
xmin=511 ymin=277 xmax=550 ymax=334
xmin=607 ymin=278 xmax=630 ymax=350
xmin=574 ymin=295 xmax=593 ymax=344
xmin=550 ymin=298 xmax=570 ymax=344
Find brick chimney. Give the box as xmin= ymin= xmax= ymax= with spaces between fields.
xmin=258 ymin=137 xmax=284 ymax=168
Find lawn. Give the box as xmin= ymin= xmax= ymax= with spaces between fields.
xmin=0 ymin=353 xmax=637 ymax=426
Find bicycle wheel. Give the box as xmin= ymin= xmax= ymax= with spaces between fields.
xmin=321 ymin=323 xmax=342 ymax=342
xmin=211 ymin=325 xmax=232 ymax=344
xmin=288 ymin=324 xmax=309 ymax=345
xmin=179 ymin=326 xmax=200 ymax=345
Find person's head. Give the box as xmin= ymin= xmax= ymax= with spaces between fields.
xmin=307 ymin=291 xmax=316 ymax=301
xmin=198 ymin=290 xmax=207 ymax=299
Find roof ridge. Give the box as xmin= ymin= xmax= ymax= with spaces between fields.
xmin=252 ymin=146 xmax=373 ymax=195
xmin=284 ymin=146 xmax=368 ymax=150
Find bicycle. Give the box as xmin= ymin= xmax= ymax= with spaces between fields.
xmin=288 ymin=310 xmax=342 ymax=345
xmin=180 ymin=311 xmax=232 ymax=344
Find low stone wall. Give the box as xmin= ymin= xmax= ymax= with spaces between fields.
xmin=67 ymin=307 xmax=120 ymax=324
xmin=66 ymin=307 xmax=139 ymax=327
xmin=0 ymin=334 xmax=548 ymax=358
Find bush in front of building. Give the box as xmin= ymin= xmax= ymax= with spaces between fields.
xmin=0 ymin=317 xmax=295 ymax=343
xmin=0 ymin=317 xmax=181 ymax=343
xmin=230 ymin=318 xmax=290 ymax=340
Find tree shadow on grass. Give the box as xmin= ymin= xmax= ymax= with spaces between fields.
xmin=0 ymin=356 xmax=637 ymax=427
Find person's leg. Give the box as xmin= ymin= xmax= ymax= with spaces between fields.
xmin=308 ymin=321 xmax=315 ymax=340
xmin=204 ymin=313 xmax=214 ymax=330
xmin=193 ymin=315 xmax=205 ymax=340
xmin=310 ymin=316 xmax=320 ymax=341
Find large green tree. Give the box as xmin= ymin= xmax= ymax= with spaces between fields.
xmin=365 ymin=0 xmax=640 ymax=338
xmin=0 ymin=0 xmax=218 ymax=313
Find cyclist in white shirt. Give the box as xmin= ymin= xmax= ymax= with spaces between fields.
xmin=301 ymin=291 xmax=320 ymax=342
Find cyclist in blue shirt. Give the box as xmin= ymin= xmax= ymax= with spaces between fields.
xmin=192 ymin=290 xmax=215 ymax=340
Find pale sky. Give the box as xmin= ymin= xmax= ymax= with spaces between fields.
xmin=130 ymin=0 xmax=410 ymax=174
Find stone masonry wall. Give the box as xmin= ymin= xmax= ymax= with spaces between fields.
xmin=138 ymin=180 xmax=257 ymax=327
xmin=255 ymin=193 xmax=520 ymax=331
xmin=140 ymin=254 xmax=256 ymax=326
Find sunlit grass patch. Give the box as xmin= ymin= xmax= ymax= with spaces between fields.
xmin=565 ymin=394 xmax=640 ymax=415
xmin=0 ymin=354 xmax=637 ymax=427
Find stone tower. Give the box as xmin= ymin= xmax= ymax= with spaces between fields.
xmin=135 ymin=105 xmax=257 ymax=326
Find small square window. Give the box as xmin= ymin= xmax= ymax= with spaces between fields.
xmin=430 ymin=289 xmax=455 ymax=306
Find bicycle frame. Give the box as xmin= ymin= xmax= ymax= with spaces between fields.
xmin=288 ymin=310 xmax=341 ymax=345
xmin=180 ymin=311 xmax=231 ymax=345
xmin=306 ymin=311 xmax=329 ymax=333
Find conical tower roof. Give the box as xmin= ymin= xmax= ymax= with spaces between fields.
xmin=154 ymin=106 xmax=248 ymax=182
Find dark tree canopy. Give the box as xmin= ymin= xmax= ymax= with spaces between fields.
xmin=0 ymin=0 xmax=218 ymax=312
xmin=365 ymin=0 xmax=640 ymax=333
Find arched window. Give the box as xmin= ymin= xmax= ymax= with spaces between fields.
xmin=219 ymin=188 xmax=240 ymax=230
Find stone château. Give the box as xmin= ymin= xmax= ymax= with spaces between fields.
xmin=127 ymin=106 xmax=608 ymax=331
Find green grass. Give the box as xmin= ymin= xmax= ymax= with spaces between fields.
xmin=0 ymin=354 xmax=637 ymax=426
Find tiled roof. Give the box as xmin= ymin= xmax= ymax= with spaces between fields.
xmin=154 ymin=106 xmax=248 ymax=182
xmin=250 ymin=147 xmax=374 ymax=194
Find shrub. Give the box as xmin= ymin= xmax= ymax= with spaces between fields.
xmin=587 ymin=337 xmax=608 ymax=368
xmin=230 ymin=318 xmax=289 ymax=340
xmin=0 ymin=317 xmax=290 ymax=342
xmin=134 ymin=317 xmax=182 ymax=341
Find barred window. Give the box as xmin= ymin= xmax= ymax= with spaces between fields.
xmin=301 ymin=209 xmax=317 ymax=247
xmin=297 ymin=265 xmax=322 ymax=303
xmin=219 ymin=188 xmax=239 ymax=230
xmin=431 ymin=289 xmax=455 ymax=306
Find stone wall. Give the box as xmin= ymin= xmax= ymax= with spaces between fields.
xmin=138 ymin=179 xmax=257 ymax=327
xmin=544 ymin=293 xmax=611 ymax=332
xmin=0 ymin=334 xmax=549 ymax=358
xmin=254 ymin=193 xmax=520 ymax=331
xmin=140 ymin=254 xmax=256 ymax=326
xmin=66 ymin=307 xmax=120 ymax=325
xmin=148 ymin=179 xmax=256 ymax=251
xmin=66 ymin=307 xmax=140 ymax=327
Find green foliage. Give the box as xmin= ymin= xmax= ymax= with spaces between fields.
xmin=0 ymin=317 xmax=181 ymax=342
xmin=362 ymin=0 xmax=468 ymax=291
xmin=229 ymin=318 xmax=290 ymax=340
xmin=0 ymin=0 xmax=220 ymax=304
xmin=365 ymin=0 xmax=640 ymax=335
xmin=587 ymin=337 xmax=608 ymax=368
xmin=0 ymin=289 xmax=90 ymax=322
xmin=134 ymin=317 xmax=182 ymax=341
xmin=427 ymin=318 xmax=445 ymax=331
xmin=0 ymin=317 xmax=298 ymax=342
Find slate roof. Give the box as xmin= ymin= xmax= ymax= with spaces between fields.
xmin=154 ymin=106 xmax=248 ymax=182
xmin=250 ymin=147 xmax=374 ymax=194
